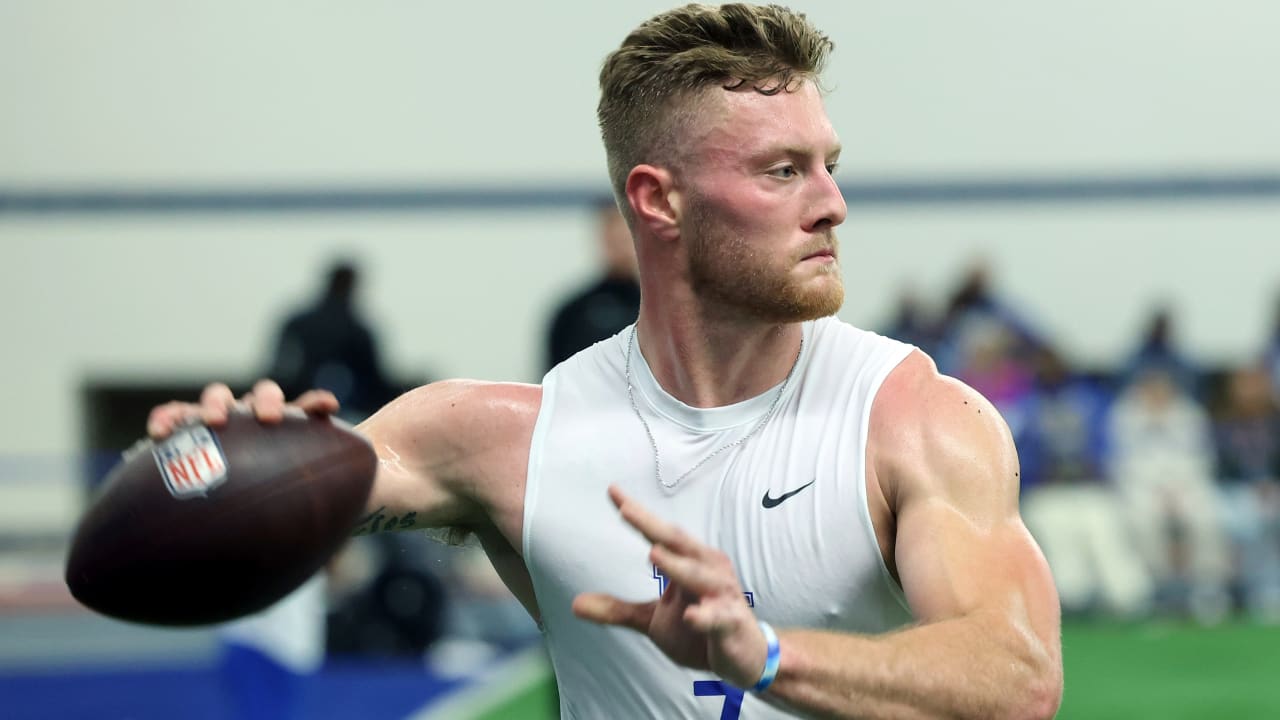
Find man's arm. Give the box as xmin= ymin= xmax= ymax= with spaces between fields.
xmin=352 ymin=379 xmax=540 ymax=539
xmin=575 ymin=353 xmax=1062 ymax=720
xmin=148 ymin=378 xmax=540 ymax=541
xmin=759 ymin=354 xmax=1062 ymax=719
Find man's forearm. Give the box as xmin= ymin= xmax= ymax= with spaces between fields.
xmin=760 ymin=615 xmax=1061 ymax=720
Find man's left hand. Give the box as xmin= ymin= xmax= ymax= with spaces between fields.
xmin=572 ymin=485 xmax=769 ymax=689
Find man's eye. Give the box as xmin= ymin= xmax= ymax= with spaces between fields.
xmin=826 ymin=162 xmax=840 ymax=175
xmin=769 ymin=166 xmax=797 ymax=179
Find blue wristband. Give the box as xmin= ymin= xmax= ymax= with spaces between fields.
xmin=751 ymin=621 xmax=781 ymax=693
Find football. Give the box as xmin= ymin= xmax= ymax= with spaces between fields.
xmin=65 ymin=411 xmax=377 ymax=626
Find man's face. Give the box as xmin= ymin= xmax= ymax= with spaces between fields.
xmin=677 ymin=80 xmax=847 ymax=323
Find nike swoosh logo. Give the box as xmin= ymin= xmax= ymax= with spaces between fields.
xmin=761 ymin=480 xmax=816 ymax=509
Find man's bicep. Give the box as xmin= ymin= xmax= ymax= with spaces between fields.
xmin=352 ymin=380 xmax=505 ymax=535
xmin=891 ymin=384 xmax=1059 ymax=652
xmin=895 ymin=496 xmax=1056 ymax=630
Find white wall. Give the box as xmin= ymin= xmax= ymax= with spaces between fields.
xmin=2 ymin=1 xmax=1278 ymax=457
xmin=1 ymin=212 xmax=599 ymax=456
xmin=4 ymin=1 xmax=1279 ymax=183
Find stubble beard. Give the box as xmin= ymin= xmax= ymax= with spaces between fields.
xmin=686 ymin=208 xmax=845 ymax=324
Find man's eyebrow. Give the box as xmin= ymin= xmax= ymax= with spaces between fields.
xmin=755 ymin=143 xmax=843 ymax=161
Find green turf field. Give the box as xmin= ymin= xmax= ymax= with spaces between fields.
xmin=1056 ymin=620 xmax=1280 ymax=719
xmin=466 ymin=620 xmax=1280 ymax=719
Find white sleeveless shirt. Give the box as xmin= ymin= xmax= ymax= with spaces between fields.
xmin=524 ymin=316 xmax=915 ymax=719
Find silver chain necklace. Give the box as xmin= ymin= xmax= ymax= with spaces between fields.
xmin=624 ymin=324 xmax=803 ymax=489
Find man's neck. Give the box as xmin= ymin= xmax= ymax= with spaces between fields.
xmin=633 ymin=303 xmax=804 ymax=409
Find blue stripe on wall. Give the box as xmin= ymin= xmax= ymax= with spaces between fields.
xmin=2 ymin=172 xmax=1279 ymax=215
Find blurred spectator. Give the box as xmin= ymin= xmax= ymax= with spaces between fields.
xmin=1121 ymin=304 xmax=1199 ymax=396
xmin=269 ymin=261 xmax=397 ymax=420
xmin=328 ymin=529 xmax=538 ymax=674
xmin=325 ymin=531 xmax=448 ymax=658
xmin=1019 ymin=348 xmax=1152 ymax=617
xmin=1212 ymin=365 xmax=1280 ymax=622
xmin=217 ymin=260 xmax=398 ymax=717
xmin=954 ymin=318 xmax=1035 ymax=436
xmin=1106 ymin=367 xmax=1231 ymax=623
xmin=218 ymin=574 xmax=327 ymax=720
xmin=426 ymin=543 xmax=542 ymax=677
xmin=545 ymin=200 xmax=641 ymax=371
xmin=880 ymin=288 xmax=941 ymax=355
xmin=934 ymin=259 xmax=1047 ymax=378
xmin=1266 ymin=293 xmax=1280 ymax=399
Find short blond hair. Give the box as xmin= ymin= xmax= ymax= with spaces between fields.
xmin=598 ymin=4 xmax=833 ymax=205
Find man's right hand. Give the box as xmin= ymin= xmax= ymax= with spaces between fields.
xmin=146 ymin=380 xmax=340 ymax=440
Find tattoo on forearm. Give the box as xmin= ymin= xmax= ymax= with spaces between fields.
xmin=352 ymin=506 xmax=418 ymax=536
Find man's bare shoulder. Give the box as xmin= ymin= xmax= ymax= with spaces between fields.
xmin=438 ymin=379 xmax=542 ymax=423
xmin=375 ymin=379 xmax=542 ymax=430
xmin=359 ymin=379 xmax=543 ymax=487
xmin=869 ymin=350 xmax=1020 ymax=518
xmin=356 ymin=379 xmax=543 ymax=536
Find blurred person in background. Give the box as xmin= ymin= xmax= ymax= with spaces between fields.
xmin=953 ymin=318 xmax=1035 ymax=438
xmin=1212 ymin=364 xmax=1280 ymax=622
xmin=879 ymin=287 xmax=941 ymax=357
xmin=1121 ymin=304 xmax=1200 ymax=397
xmin=269 ymin=260 xmax=398 ymax=421
xmin=423 ymin=538 xmax=544 ymax=676
xmin=933 ymin=260 xmax=1047 ymax=379
xmin=218 ymin=574 xmax=327 ymax=720
xmin=222 ymin=260 xmax=407 ymax=716
xmin=1106 ymin=367 xmax=1231 ymax=623
xmin=1266 ymin=292 xmax=1280 ymax=399
xmin=1018 ymin=348 xmax=1152 ymax=618
xmin=272 ymin=263 xmax=464 ymax=663
xmin=545 ymin=199 xmax=641 ymax=371
xmin=325 ymin=529 xmax=448 ymax=659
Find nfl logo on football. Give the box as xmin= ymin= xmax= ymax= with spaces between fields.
xmin=153 ymin=425 xmax=229 ymax=499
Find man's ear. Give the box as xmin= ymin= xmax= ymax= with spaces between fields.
xmin=625 ymin=165 xmax=681 ymax=242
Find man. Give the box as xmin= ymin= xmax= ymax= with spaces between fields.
xmin=149 ymin=5 xmax=1062 ymax=717
xmin=545 ymin=199 xmax=642 ymax=371
xmin=1106 ymin=367 xmax=1229 ymax=623
xmin=268 ymin=260 xmax=397 ymax=420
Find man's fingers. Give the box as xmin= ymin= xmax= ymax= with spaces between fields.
xmin=200 ymin=382 xmax=235 ymax=407
xmin=682 ymin=602 xmax=723 ymax=634
xmin=650 ymin=544 xmax=729 ymax=598
xmin=293 ymin=389 xmax=340 ymax=415
xmin=247 ymin=379 xmax=287 ymax=423
xmin=572 ymin=593 xmax=655 ymax=633
xmin=199 ymin=383 xmax=236 ymax=426
xmin=608 ymin=485 xmax=703 ymax=557
xmin=608 ymin=486 xmax=729 ymax=595
xmin=148 ymin=382 xmax=235 ymax=439
xmin=147 ymin=401 xmax=197 ymax=439
xmin=147 ymin=380 xmax=336 ymax=441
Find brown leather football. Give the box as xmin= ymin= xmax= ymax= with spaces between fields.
xmin=65 ymin=411 xmax=376 ymax=626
